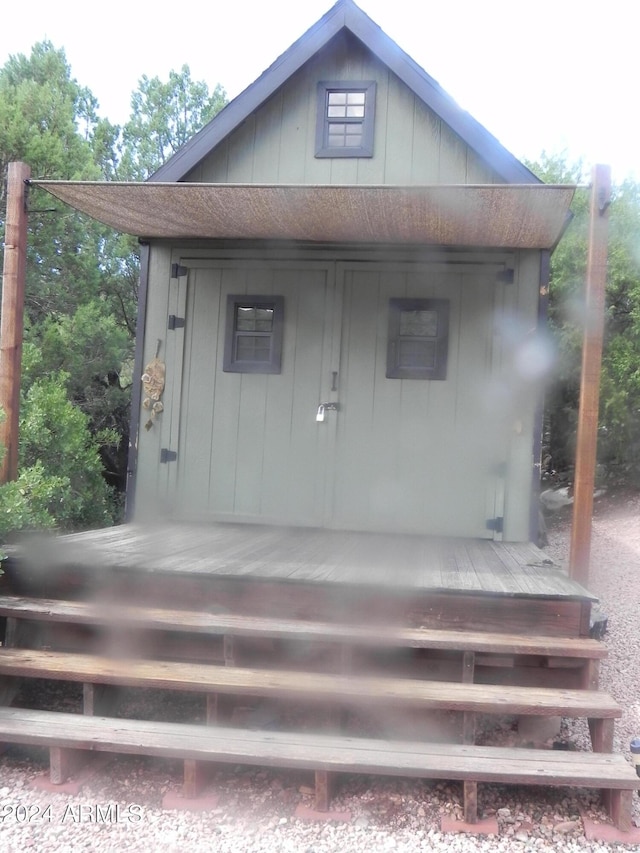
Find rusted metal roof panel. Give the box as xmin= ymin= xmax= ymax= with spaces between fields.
xmin=33 ymin=182 xmax=575 ymax=249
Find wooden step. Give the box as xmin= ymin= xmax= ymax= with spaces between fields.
xmin=0 ymin=647 xmax=620 ymax=751
xmin=0 ymin=595 xmax=607 ymax=657
xmin=0 ymin=707 xmax=635 ymax=829
xmin=0 ymin=647 xmax=619 ymax=715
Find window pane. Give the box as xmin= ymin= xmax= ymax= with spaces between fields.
xmin=329 ymin=123 xmax=363 ymax=147
xmin=236 ymin=336 xmax=272 ymax=362
xmin=254 ymin=308 xmax=274 ymax=332
xmin=398 ymin=340 xmax=437 ymax=369
xmin=399 ymin=310 xmax=438 ymax=337
xmin=236 ymin=305 xmax=274 ymax=332
xmin=327 ymin=91 xmax=366 ymax=119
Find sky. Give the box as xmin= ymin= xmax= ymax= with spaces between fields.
xmin=1 ymin=0 xmax=637 ymax=184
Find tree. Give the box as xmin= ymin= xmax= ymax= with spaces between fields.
xmin=527 ymin=154 xmax=640 ymax=485
xmin=0 ymin=42 xmax=134 ymax=514
xmin=0 ymin=44 xmax=229 ymax=540
xmin=120 ymin=65 xmax=227 ymax=180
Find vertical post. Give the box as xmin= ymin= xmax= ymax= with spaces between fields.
xmin=0 ymin=162 xmax=31 ymax=483
xmin=569 ymin=164 xmax=611 ymax=586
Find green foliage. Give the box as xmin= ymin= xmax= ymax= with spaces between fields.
xmin=120 ymin=65 xmax=227 ymax=179
xmin=0 ymin=462 xmax=70 ymax=539
xmin=0 ymin=374 xmax=118 ymax=539
xmin=18 ymin=375 xmax=117 ymax=530
xmin=0 ymin=42 xmax=228 ymax=542
xmin=527 ymin=154 xmax=640 ymax=484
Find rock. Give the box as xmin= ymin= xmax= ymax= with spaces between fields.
xmin=540 ymin=487 xmax=573 ymax=512
xmin=554 ymin=819 xmax=581 ymax=833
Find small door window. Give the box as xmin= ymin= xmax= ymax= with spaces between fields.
xmin=386 ymin=298 xmax=449 ymax=379
xmin=223 ymin=295 xmax=284 ymax=373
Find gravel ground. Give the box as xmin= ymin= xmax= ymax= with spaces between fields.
xmin=1 ymin=494 xmax=640 ymax=852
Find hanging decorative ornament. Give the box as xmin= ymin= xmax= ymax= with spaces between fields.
xmin=141 ymin=354 xmax=166 ymax=431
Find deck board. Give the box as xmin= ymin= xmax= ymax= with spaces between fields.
xmin=28 ymin=522 xmax=596 ymax=601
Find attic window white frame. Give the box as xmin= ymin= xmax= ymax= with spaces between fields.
xmin=315 ymin=81 xmax=376 ymax=158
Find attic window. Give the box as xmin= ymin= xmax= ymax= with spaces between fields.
xmin=223 ymin=295 xmax=284 ymax=374
xmin=386 ymin=298 xmax=449 ymax=380
xmin=315 ymin=81 xmax=376 ymax=158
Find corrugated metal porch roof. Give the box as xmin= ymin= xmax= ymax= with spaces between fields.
xmin=32 ymin=181 xmax=575 ymax=249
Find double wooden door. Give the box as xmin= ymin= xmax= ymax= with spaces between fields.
xmin=162 ymin=259 xmax=503 ymax=537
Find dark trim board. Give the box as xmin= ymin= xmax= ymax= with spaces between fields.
xmin=125 ymin=241 xmax=150 ymax=522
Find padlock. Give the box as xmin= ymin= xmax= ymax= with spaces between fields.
xmin=316 ymin=404 xmax=325 ymax=423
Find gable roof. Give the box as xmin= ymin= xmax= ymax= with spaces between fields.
xmin=150 ymin=0 xmax=539 ymax=185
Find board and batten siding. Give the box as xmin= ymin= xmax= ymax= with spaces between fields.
xmin=185 ymin=33 xmax=501 ymax=187
xmin=133 ymin=248 xmax=540 ymax=541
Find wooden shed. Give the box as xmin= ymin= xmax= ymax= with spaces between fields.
xmin=37 ymin=0 xmax=573 ymax=547
xmin=8 ymin=3 xmax=640 ymax=831
xmin=23 ymin=0 xmax=587 ymax=615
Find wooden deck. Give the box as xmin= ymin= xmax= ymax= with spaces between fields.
xmin=3 ymin=522 xmax=597 ymax=640
xmin=1 ymin=526 xmax=627 ymax=827
xmin=20 ymin=522 xmax=594 ymax=600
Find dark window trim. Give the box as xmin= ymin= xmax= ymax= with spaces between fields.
xmin=315 ymin=80 xmax=376 ymax=158
xmin=386 ymin=298 xmax=449 ymax=380
xmin=223 ymin=295 xmax=284 ymax=374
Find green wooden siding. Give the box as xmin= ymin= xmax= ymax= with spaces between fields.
xmin=186 ymin=34 xmax=500 ymax=187
xmin=134 ymin=251 xmax=540 ymax=539
xmin=168 ymin=262 xmax=337 ymax=525
xmin=330 ymin=264 xmax=505 ymax=536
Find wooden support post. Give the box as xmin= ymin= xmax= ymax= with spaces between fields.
xmin=581 ymin=658 xmax=600 ymax=691
xmin=0 ymin=162 xmax=30 ymax=483
xmin=314 ymin=769 xmax=332 ymax=812
xmin=461 ymin=651 xmax=475 ymax=683
xmin=50 ymin=746 xmax=88 ymax=784
xmin=206 ymin=693 xmax=219 ymax=723
xmin=83 ymin=683 xmax=119 ymax=716
xmin=223 ymin=635 xmax=235 ymax=666
xmin=207 ymin=693 xmax=236 ymax=724
xmin=462 ymin=712 xmax=476 ymax=745
xmin=184 ymin=759 xmax=209 ymax=799
xmin=3 ymin=617 xmax=18 ymax=648
xmin=588 ymin=717 xmax=614 ymax=753
xmin=0 ymin=675 xmax=21 ymax=707
xmin=605 ymin=788 xmax=632 ymax=832
xmin=570 ymin=164 xmax=611 ymax=586
xmin=463 ymin=780 xmax=478 ymax=824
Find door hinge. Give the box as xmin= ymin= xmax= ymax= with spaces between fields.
xmin=160 ymin=448 xmax=178 ymax=463
xmin=171 ymin=263 xmax=188 ymax=278
xmin=168 ymin=315 xmax=185 ymax=330
xmin=486 ymin=516 xmax=504 ymax=533
xmin=496 ymin=268 xmax=514 ymax=284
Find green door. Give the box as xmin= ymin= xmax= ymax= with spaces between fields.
xmin=167 ymin=259 xmax=502 ymax=536
xmin=329 ymin=263 xmax=503 ymax=537
xmin=171 ymin=261 xmax=339 ymax=526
